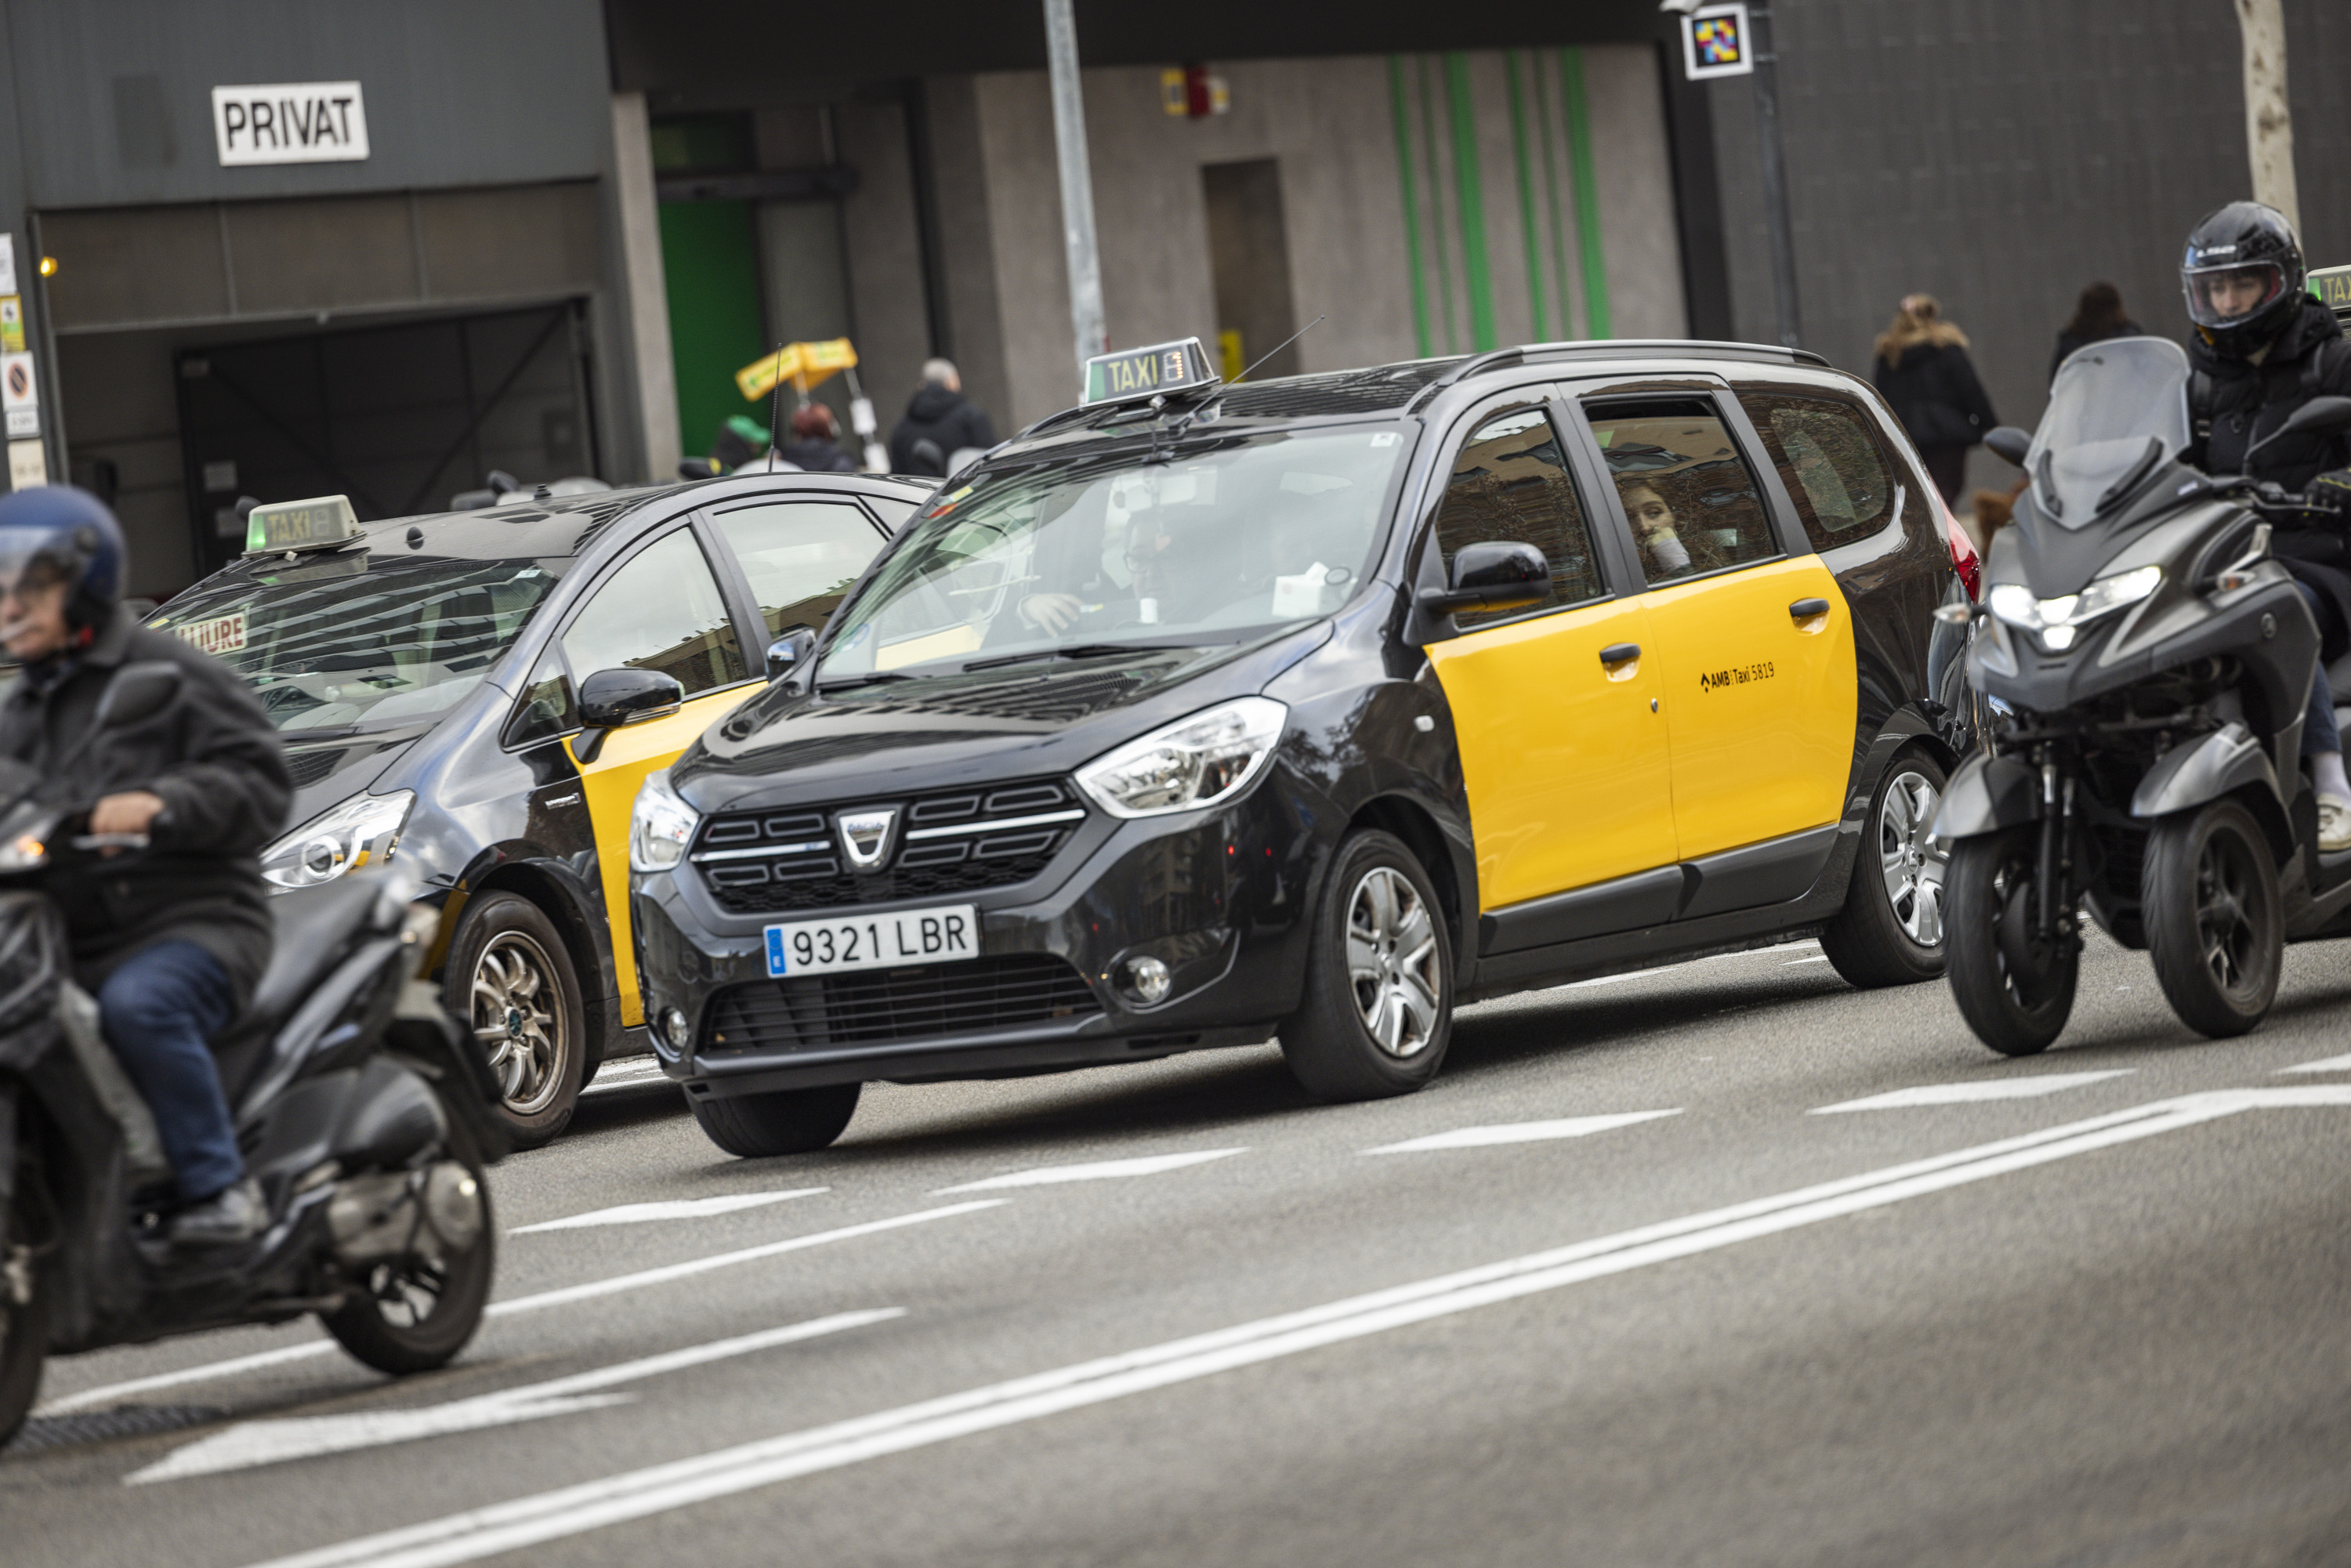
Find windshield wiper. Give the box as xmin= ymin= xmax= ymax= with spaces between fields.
xmin=813 ymin=672 xmax=915 ymax=692
xmin=962 ymin=643 xmax=1186 ymax=673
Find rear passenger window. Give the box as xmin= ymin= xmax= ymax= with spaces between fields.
xmin=709 ymin=499 xmax=885 ymax=639
xmin=560 ymin=529 xmax=749 ymax=696
xmin=1429 ymin=404 xmax=1606 ymax=628
xmin=1737 ymin=392 xmax=1897 ymax=551
xmin=1582 ymin=399 xmax=1777 ymax=588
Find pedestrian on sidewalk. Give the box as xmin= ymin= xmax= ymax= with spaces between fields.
xmin=2050 ymin=281 xmax=2144 ymax=383
xmin=888 ymin=360 xmax=996 ymax=478
xmin=777 ymin=403 xmax=856 ymax=473
xmin=1873 ymin=294 xmax=1998 ymax=505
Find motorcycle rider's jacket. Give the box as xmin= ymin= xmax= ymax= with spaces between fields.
xmin=2188 ymin=294 xmax=2351 ymax=660
xmin=0 ymin=604 xmax=292 ymax=1004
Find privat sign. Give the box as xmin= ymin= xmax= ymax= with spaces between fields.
xmin=212 ymin=81 xmax=370 ymax=166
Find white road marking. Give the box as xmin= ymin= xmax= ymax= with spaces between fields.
xmin=240 ymin=1088 xmax=2351 ymax=1568
xmin=35 ymin=1203 xmax=999 ymax=1417
xmin=511 ymin=1189 xmax=827 ymax=1235
xmin=129 ymin=1310 xmax=897 ymax=1484
xmin=1783 ymin=955 xmax=1830 ymax=965
xmin=933 ymin=1150 xmax=1244 ymax=1193
xmin=1543 ymin=940 xmax=1819 ymax=992
xmin=580 ymin=1059 xmax=671 ymax=1097
xmin=2280 ymin=1053 xmax=2351 ymax=1074
xmin=1810 ymin=1070 xmax=2134 ymax=1114
xmin=1361 ymin=1110 xmax=1680 ymax=1154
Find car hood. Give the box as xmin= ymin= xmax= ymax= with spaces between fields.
xmin=277 ymin=727 xmax=430 ymax=831
xmin=672 ymin=630 xmax=1327 ymax=812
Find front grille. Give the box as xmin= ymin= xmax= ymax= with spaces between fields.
xmin=701 ymin=954 xmax=1100 ymax=1054
xmin=694 ymin=777 xmax=1086 ymax=914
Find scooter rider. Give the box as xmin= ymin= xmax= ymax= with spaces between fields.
xmin=0 ymin=487 xmax=292 ymax=1244
xmin=2181 ymin=201 xmax=2351 ymax=849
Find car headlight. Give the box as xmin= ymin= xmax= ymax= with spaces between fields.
xmin=1075 ymin=697 xmax=1288 ymax=818
xmin=1986 ymin=567 xmax=2161 ymax=650
xmin=630 ymin=769 xmax=698 ymax=872
xmin=261 ymin=790 xmax=415 ymax=889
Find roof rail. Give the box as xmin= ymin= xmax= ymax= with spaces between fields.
xmin=1413 ymin=339 xmax=1832 ymax=404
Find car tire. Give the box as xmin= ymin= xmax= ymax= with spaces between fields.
xmin=1820 ymin=750 xmax=1951 ymax=989
xmin=1943 ymin=825 xmax=2078 ymax=1056
xmin=691 ymin=1082 xmax=862 ymax=1159
xmin=1277 ymin=829 xmax=1454 ymax=1103
xmin=321 ymin=1080 xmax=496 ymax=1377
xmin=2143 ymin=799 xmax=2281 ymax=1039
xmin=444 ymin=893 xmax=587 ymax=1150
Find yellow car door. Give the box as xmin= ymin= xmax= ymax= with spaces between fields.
xmin=1576 ymin=393 xmax=1857 ymax=863
xmin=1420 ymin=402 xmax=1679 ymax=917
xmin=557 ymin=527 xmax=766 ymax=1027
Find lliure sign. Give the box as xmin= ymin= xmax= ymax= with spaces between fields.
xmin=210 ymin=81 xmax=370 ymax=165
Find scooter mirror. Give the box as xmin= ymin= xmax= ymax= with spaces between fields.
xmin=93 ymin=661 xmax=183 ymax=730
xmin=1983 ymin=426 xmax=2032 ymax=466
xmin=2274 ymin=396 xmax=2351 ymax=440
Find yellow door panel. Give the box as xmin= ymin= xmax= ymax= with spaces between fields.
xmin=1428 ymin=598 xmax=1677 ymax=912
xmin=1639 ymin=556 xmax=1857 ymax=862
xmin=568 ymin=687 xmax=748 ymax=1026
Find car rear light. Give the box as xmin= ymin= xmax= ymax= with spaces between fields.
xmin=1942 ymin=495 xmax=1980 ymax=601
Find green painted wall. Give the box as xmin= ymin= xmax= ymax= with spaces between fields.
xmin=659 ymin=200 xmax=766 ymax=462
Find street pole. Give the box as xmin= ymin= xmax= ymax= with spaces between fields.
xmin=1043 ymin=0 xmax=1107 ymax=380
xmin=1748 ymin=2 xmax=1802 ymax=349
xmin=2236 ymin=0 xmax=2298 ymax=231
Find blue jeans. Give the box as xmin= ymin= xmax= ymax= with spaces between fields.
xmin=96 ymin=941 xmax=243 ymax=1202
xmin=2298 ymin=585 xmax=2342 ymax=757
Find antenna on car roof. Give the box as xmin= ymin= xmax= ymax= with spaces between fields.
xmin=765 ymin=339 xmax=788 ymax=467
xmin=1227 ymin=315 xmax=1326 ymax=386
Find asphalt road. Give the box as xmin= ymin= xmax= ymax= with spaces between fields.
xmin=9 ymin=928 xmax=2350 ymax=1568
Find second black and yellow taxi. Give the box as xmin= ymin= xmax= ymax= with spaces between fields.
xmin=625 ymin=337 xmax=1978 ymax=1154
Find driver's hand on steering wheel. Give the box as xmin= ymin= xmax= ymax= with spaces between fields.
xmin=1018 ymin=593 xmax=1084 ymax=634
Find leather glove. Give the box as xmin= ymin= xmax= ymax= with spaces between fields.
xmin=2310 ymin=467 xmax=2351 ymax=516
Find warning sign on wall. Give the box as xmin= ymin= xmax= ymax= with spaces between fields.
xmin=1 ymin=349 xmax=38 ymax=440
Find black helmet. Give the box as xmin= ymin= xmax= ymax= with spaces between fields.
xmin=0 ymin=485 xmax=127 ymax=643
xmin=2181 ymin=201 xmax=2306 ymax=355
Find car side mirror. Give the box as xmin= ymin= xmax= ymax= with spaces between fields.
xmin=765 ymin=626 xmax=817 ymax=683
xmin=574 ymin=668 xmax=683 ymax=762
xmin=93 ymin=661 xmax=183 ymax=730
xmin=1415 ymin=541 xmax=1551 ymax=617
xmin=1983 ymin=426 xmax=2033 ymax=466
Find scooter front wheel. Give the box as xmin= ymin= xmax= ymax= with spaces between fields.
xmin=1944 ymin=826 xmax=2079 ymax=1056
xmin=0 ymin=1186 xmax=48 ymax=1448
xmin=2143 ymin=799 xmax=2281 ymax=1038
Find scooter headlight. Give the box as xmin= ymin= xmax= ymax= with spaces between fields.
xmin=630 ymin=769 xmax=699 ymax=872
xmin=1985 ymin=567 xmax=2161 ymax=650
xmin=260 ymin=791 xmax=415 ymax=890
xmin=1076 ymin=697 xmax=1288 ymax=818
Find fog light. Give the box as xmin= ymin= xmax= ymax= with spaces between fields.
xmin=1120 ymin=955 xmax=1172 ymax=1005
xmin=661 ymin=1007 xmax=691 ymax=1052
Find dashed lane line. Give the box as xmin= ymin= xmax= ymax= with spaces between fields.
xmin=510 ymin=1190 xmax=828 ymax=1235
xmin=1361 ymin=1110 xmax=1680 ymax=1154
xmin=239 ymin=1087 xmax=2351 ymax=1568
xmin=35 ymin=1203 xmax=1002 ymax=1417
xmin=933 ymin=1150 xmax=1245 ymax=1194
xmin=1810 ymin=1070 xmax=2134 ymax=1114
xmin=2280 ymin=1053 xmax=2351 ymax=1074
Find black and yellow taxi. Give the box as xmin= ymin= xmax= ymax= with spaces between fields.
xmin=145 ymin=468 xmax=929 ymax=1143
xmin=629 ymin=338 xmax=1975 ymax=1157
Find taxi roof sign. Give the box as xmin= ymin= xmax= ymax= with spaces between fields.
xmin=1081 ymin=337 xmax=1218 ymax=407
xmin=2312 ymin=263 xmax=2351 ymax=322
xmin=244 ymin=494 xmax=361 ymax=556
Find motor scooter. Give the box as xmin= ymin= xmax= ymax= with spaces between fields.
xmin=0 ymin=660 xmax=508 ymax=1446
xmin=1933 ymin=336 xmax=2351 ymax=1054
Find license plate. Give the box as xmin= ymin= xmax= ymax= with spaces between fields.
xmin=763 ymin=904 xmax=979 ymax=977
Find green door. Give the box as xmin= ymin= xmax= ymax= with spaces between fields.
xmin=660 ymin=198 xmax=766 ymax=467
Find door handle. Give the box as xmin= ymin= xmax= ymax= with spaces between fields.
xmin=1599 ymin=643 xmax=1640 ymax=666
xmin=1788 ymin=598 xmax=1831 ymax=620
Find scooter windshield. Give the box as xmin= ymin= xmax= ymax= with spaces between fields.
xmin=2025 ymin=336 xmax=2191 ymax=530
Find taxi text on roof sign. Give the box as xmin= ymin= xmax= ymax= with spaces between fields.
xmin=244 ymin=494 xmax=362 ymax=556
xmin=2312 ymin=264 xmax=2351 ymax=317
xmin=1081 ymin=338 xmax=1219 ymax=407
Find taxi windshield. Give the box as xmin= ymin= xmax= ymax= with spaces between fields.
xmin=150 ymin=553 xmax=560 ymax=732
xmin=817 ymin=425 xmax=1407 ymax=681
xmin=2027 ymin=335 xmax=2191 ymax=529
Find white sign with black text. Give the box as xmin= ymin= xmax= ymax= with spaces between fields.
xmin=212 ymin=81 xmax=369 ymax=165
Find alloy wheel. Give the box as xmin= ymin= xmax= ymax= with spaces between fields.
xmin=470 ymin=931 xmax=569 ymax=1116
xmin=1344 ymin=866 xmax=1442 ymax=1058
xmin=1878 ymin=769 xmax=1948 ymax=947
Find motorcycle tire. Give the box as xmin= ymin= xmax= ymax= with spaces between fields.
xmin=690 ymin=1082 xmax=860 ymax=1159
xmin=323 ymin=1082 xmax=496 ymax=1377
xmin=2143 ymin=799 xmax=2281 ymax=1039
xmin=1944 ymin=826 xmax=2078 ymax=1056
xmin=0 ymin=1190 xmax=47 ymax=1450
xmin=1820 ymin=749 xmax=1951 ymax=989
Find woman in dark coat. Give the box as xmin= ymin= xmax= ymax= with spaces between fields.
xmin=2050 ymin=281 xmax=2143 ymax=383
xmin=1872 ymin=293 xmax=1998 ymax=505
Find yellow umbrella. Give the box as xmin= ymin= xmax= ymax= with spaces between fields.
xmin=736 ymin=338 xmax=860 ymax=403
